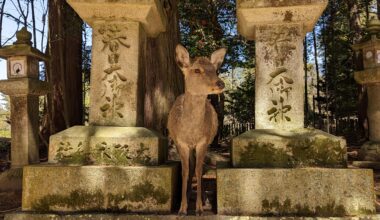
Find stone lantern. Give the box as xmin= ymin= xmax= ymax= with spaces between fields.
xmin=0 ymin=27 xmax=50 ymax=168
xmin=353 ymin=17 xmax=380 ymax=162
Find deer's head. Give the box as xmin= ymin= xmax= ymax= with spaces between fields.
xmin=175 ymin=44 xmax=226 ymax=95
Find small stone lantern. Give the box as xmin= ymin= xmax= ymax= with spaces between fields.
xmin=0 ymin=27 xmax=50 ymax=167
xmin=353 ymin=17 xmax=380 ymax=161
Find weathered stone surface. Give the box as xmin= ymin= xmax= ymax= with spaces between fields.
xmin=88 ymin=21 xmax=145 ymax=127
xmin=368 ymin=85 xmax=380 ymax=142
xmin=358 ymin=141 xmax=380 ymax=161
xmin=66 ymin=0 xmax=166 ymax=37
xmin=232 ymin=129 xmax=347 ymax=168
xmin=22 ymin=164 xmax=178 ymax=213
xmin=10 ymin=95 xmax=40 ymax=167
xmin=237 ymin=0 xmax=328 ymax=40
xmin=217 ymin=168 xmax=375 ymax=216
xmin=0 ymin=168 xmax=23 ymax=210
xmin=254 ymin=24 xmax=305 ymax=130
xmin=5 ymin=213 xmax=380 ymax=220
xmin=49 ymin=126 xmax=167 ymax=166
xmin=0 ymin=78 xmax=50 ymax=96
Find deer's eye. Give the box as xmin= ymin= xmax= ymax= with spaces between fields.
xmin=194 ymin=69 xmax=201 ymax=74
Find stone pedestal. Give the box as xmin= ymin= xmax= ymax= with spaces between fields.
xmin=5 ymin=2 xmax=178 ymax=219
xmin=217 ymin=0 xmax=376 ymax=217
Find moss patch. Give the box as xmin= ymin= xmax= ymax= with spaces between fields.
xmin=237 ymin=137 xmax=346 ymax=168
xmin=239 ymin=141 xmax=290 ymax=168
xmin=54 ymin=141 xmax=90 ymax=165
xmin=261 ymin=197 xmax=347 ymax=217
xmin=31 ymin=181 xmax=169 ymax=212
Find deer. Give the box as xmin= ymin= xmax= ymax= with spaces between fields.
xmin=168 ymin=44 xmax=226 ymax=216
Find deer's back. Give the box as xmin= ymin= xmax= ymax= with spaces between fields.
xmin=168 ymin=95 xmax=218 ymax=147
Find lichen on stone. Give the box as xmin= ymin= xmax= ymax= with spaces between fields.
xmin=261 ymin=197 xmax=348 ymax=217
xmin=237 ymin=136 xmax=346 ymax=168
xmin=31 ymin=181 xmax=170 ymax=212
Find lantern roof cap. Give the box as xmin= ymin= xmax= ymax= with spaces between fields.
xmin=0 ymin=28 xmax=49 ymax=61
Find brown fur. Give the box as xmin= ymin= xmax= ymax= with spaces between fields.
xmin=168 ymin=45 xmax=226 ymax=216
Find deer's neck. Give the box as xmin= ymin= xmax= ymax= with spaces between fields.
xmin=182 ymin=93 xmax=208 ymax=124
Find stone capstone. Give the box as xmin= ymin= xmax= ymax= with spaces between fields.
xmin=66 ymin=0 xmax=166 ymax=37
xmin=21 ymin=164 xmax=178 ymax=213
xmin=236 ymin=0 xmax=328 ymax=40
xmin=231 ymin=129 xmax=347 ymax=168
xmin=217 ymin=168 xmax=375 ymax=216
xmin=49 ymin=126 xmax=167 ymax=166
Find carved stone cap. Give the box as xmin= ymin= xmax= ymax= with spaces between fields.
xmin=355 ymin=69 xmax=380 ymax=85
xmin=237 ymin=0 xmax=328 ymax=40
xmin=66 ymin=0 xmax=167 ymax=37
xmin=0 ymin=28 xmax=48 ymax=61
xmin=0 ymin=78 xmax=51 ymax=96
xmin=14 ymin=27 xmax=32 ymax=45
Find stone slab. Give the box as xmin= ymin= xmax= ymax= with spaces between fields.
xmin=355 ymin=69 xmax=380 ymax=85
xmin=0 ymin=78 xmax=51 ymax=96
xmin=352 ymin=161 xmax=380 ymax=170
xmin=49 ymin=126 xmax=167 ymax=166
xmin=237 ymin=0 xmax=328 ymax=40
xmin=5 ymin=213 xmax=380 ymax=220
xmin=217 ymin=168 xmax=375 ymax=217
xmin=358 ymin=142 xmax=380 ymax=161
xmin=231 ymin=129 xmax=347 ymax=168
xmin=21 ymin=164 xmax=178 ymax=213
xmin=66 ymin=0 xmax=166 ymax=37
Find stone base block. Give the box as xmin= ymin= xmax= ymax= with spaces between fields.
xmin=0 ymin=168 xmax=23 ymax=209
xmin=49 ymin=126 xmax=167 ymax=166
xmin=217 ymin=168 xmax=375 ymax=216
xmin=359 ymin=141 xmax=380 ymax=161
xmin=22 ymin=164 xmax=178 ymax=213
xmin=232 ymin=129 xmax=347 ymax=168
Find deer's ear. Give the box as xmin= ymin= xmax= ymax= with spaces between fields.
xmin=211 ymin=48 xmax=227 ymax=69
xmin=176 ymin=44 xmax=190 ymax=69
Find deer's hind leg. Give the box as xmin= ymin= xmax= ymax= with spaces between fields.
xmin=176 ymin=144 xmax=190 ymax=216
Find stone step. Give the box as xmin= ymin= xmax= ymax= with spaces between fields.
xmin=49 ymin=126 xmax=167 ymax=166
xmin=5 ymin=213 xmax=380 ymax=220
xmin=232 ymin=129 xmax=347 ymax=168
xmin=21 ymin=164 xmax=178 ymax=213
xmin=217 ymin=168 xmax=375 ymax=217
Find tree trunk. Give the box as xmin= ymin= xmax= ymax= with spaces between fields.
xmin=144 ymin=0 xmax=184 ymax=134
xmin=312 ymin=29 xmax=321 ymax=128
xmin=46 ymin=0 xmax=83 ymax=135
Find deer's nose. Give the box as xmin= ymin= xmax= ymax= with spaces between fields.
xmin=216 ymin=80 xmax=225 ymax=89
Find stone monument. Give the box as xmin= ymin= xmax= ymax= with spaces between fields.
xmin=353 ymin=17 xmax=380 ymax=166
xmin=217 ymin=0 xmax=376 ymax=216
xmin=7 ymin=0 xmax=178 ymax=216
xmin=0 ymin=27 xmax=50 ymax=211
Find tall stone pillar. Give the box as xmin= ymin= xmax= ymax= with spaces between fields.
xmin=217 ymin=0 xmax=376 ymax=217
xmin=353 ymin=17 xmax=380 ymax=163
xmin=9 ymin=1 xmax=178 ymax=215
xmin=0 ymin=28 xmax=50 ymax=210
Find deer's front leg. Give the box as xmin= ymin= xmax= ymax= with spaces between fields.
xmin=195 ymin=144 xmax=207 ymax=216
xmin=177 ymin=145 xmax=190 ymax=216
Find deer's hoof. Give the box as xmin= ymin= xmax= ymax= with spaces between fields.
xmin=178 ymin=211 xmax=187 ymax=216
xmin=196 ymin=210 xmax=203 ymax=216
